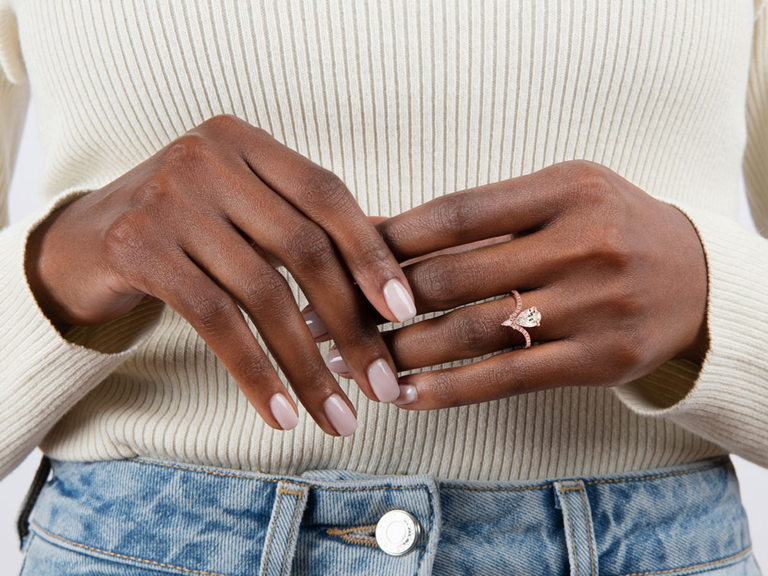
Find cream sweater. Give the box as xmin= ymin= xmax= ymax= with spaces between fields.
xmin=2 ymin=0 xmax=768 ymax=482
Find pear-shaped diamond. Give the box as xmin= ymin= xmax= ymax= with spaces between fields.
xmin=516 ymin=307 xmax=541 ymax=327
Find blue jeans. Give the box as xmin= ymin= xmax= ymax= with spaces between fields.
xmin=18 ymin=455 xmax=760 ymax=575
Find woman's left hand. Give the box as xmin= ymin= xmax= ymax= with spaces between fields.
xmin=313 ymin=160 xmax=711 ymax=410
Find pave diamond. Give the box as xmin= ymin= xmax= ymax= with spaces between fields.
xmin=516 ymin=307 xmax=541 ymax=327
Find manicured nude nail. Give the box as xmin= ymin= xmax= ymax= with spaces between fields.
xmin=394 ymin=385 xmax=418 ymax=406
xmin=302 ymin=309 xmax=328 ymax=339
xmin=367 ymin=358 xmax=400 ymax=403
xmin=324 ymin=394 xmax=358 ymax=436
xmin=325 ymin=348 xmax=349 ymax=374
xmin=269 ymin=393 xmax=299 ymax=430
xmin=383 ymin=278 xmax=417 ymax=322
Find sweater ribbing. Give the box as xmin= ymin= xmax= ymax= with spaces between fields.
xmin=1 ymin=0 xmax=767 ymax=481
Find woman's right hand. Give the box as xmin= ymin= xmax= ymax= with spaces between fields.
xmin=24 ymin=114 xmax=417 ymax=437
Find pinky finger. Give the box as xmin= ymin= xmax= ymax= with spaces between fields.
xmin=393 ymin=339 xmax=584 ymax=410
xmin=148 ymin=251 xmax=300 ymax=431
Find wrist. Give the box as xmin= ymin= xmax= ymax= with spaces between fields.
xmin=675 ymin=313 xmax=709 ymax=364
xmin=664 ymin=200 xmax=710 ymax=365
xmin=24 ymin=205 xmax=74 ymax=336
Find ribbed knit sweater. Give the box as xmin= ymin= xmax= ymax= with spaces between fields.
xmin=2 ymin=0 xmax=768 ymax=482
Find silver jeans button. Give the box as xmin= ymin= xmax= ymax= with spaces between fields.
xmin=375 ymin=509 xmax=421 ymax=556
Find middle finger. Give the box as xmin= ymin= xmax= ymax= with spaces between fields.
xmin=227 ymin=171 xmax=403 ymax=405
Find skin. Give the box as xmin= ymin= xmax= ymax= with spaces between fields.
xmin=314 ymin=160 xmax=710 ymax=411
xmin=23 ymin=114 xmax=418 ymax=436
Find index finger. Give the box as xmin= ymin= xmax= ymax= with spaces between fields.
xmin=233 ymin=121 xmax=418 ymax=325
xmin=375 ymin=167 xmax=567 ymax=262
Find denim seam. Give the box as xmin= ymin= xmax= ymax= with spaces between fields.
xmin=29 ymin=521 xmax=229 ymax=576
xmin=582 ymin=461 xmax=724 ymax=487
xmin=325 ymin=525 xmax=379 ymax=547
xmin=439 ymin=459 xmax=725 ymax=492
xmin=576 ymin=486 xmax=596 ymax=576
xmin=615 ymin=545 xmax=753 ymax=576
xmin=562 ymin=491 xmax=580 ymax=576
xmin=560 ymin=486 xmax=597 ymax=576
xmin=415 ymin=487 xmax=436 ymax=576
xmin=262 ymin=490 xmax=286 ymax=574
xmin=279 ymin=495 xmax=304 ymax=576
xmin=128 ymin=456 xmax=724 ymax=493
xmin=132 ymin=459 xmax=430 ymax=492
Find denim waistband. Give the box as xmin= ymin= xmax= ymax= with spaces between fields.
xmin=26 ymin=455 xmax=754 ymax=576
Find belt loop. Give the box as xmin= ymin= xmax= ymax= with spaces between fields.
xmin=257 ymin=481 xmax=310 ymax=576
xmin=553 ymin=480 xmax=599 ymax=576
xmin=16 ymin=454 xmax=52 ymax=550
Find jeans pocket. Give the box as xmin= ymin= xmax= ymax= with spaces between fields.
xmin=699 ymin=551 xmax=763 ymax=576
xmin=20 ymin=528 xmax=187 ymax=576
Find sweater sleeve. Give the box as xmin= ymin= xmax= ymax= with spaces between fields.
xmin=0 ymin=6 xmax=165 ymax=480
xmin=611 ymin=5 xmax=768 ymax=468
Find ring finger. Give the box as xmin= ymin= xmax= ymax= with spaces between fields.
xmin=378 ymin=286 xmax=574 ymax=373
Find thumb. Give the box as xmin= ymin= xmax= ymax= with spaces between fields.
xmin=367 ymin=215 xmax=389 ymax=225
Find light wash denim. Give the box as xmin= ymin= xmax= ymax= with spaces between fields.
xmin=17 ymin=455 xmax=760 ymax=575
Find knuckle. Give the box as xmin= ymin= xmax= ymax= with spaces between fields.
xmin=610 ymin=331 xmax=645 ymax=372
xmin=103 ymin=211 xmax=149 ymax=257
xmin=191 ymin=292 xmax=236 ymax=332
xmin=610 ymin=278 xmax=645 ymax=317
xmin=201 ymin=113 xmax=247 ymax=133
xmin=432 ymin=191 xmax=479 ymax=239
xmin=163 ymin=132 xmax=212 ymax=166
xmin=284 ymin=225 xmax=335 ymax=271
xmin=450 ymin=310 xmax=491 ymax=352
xmin=410 ymin=256 xmax=457 ymax=309
xmin=334 ymin=312 xmax=378 ymax=347
xmin=589 ymin=222 xmax=633 ymax=269
xmin=239 ymin=270 xmax=290 ymax=313
xmin=300 ymin=355 xmax=335 ymax=387
xmin=429 ymin=371 xmax=461 ymax=408
xmin=301 ymin=167 xmax=353 ymax=210
xmin=566 ymin=160 xmax=611 ymax=192
xmin=356 ymin=239 xmax=394 ymax=271
xmin=236 ymin=353 xmax=273 ymax=386
xmin=129 ymin=177 xmax=173 ymax=210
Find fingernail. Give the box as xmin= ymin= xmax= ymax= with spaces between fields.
xmin=303 ymin=309 xmax=328 ymax=339
xmin=269 ymin=393 xmax=299 ymax=430
xmin=383 ymin=278 xmax=417 ymax=322
xmin=394 ymin=384 xmax=418 ymax=406
xmin=324 ymin=348 xmax=349 ymax=374
xmin=324 ymin=394 xmax=358 ymax=436
xmin=367 ymin=358 xmax=400 ymax=403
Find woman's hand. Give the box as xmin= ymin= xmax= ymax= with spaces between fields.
xmin=24 ymin=114 xmax=417 ymax=434
xmin=319 ymin=160 xmax=710 ymax=410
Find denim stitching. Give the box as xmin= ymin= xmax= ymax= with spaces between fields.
xmin=30 ymin=521 xmax=229 ymax=576
xmin=133 ymin=459 xmax=430 ymax=492
xmin=576 ymin=486 xmax=596 ymax=576
xmin=262 ymin=490 xmax=286 ymax=574
xmin=279 ymin=493 xmax=304 ymax=576
xmin=562 ymin=489 xmax=580 ymax=576
xmin=129 ymin=456 xmax=725 ymax=494
xmin=583 ymin=461 xmax=724 ymax=487
xmin=440 ymin=483 xmax=549 ymax=493
xmin=278 ymin=487 xmax=305 ymax=498
xmin=325 ymin=525 xmax=378 ymax=547
xmin=439 ymin=459 xmax=726 ymax=492
xmin=415 ymin=487 xmax=435 ymax=576
xmin=616 ymin=545 xmax=753 ymax=576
